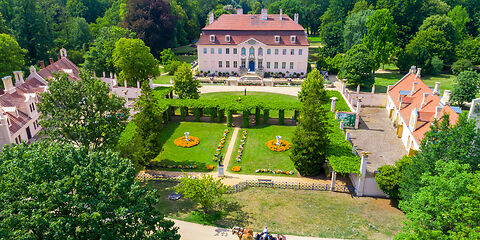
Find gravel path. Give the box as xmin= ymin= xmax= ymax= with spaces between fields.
xmin=222 ymin=127 xmax=240 ymax=173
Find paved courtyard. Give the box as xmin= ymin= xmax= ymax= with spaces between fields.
xmin=348 ymin=107 xmax=407 ymax=172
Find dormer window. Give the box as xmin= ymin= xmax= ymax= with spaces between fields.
xmin=210 ymin=35 xmax=215 ymax=42
xmin=274 ymin=35 xmax=280 ymax=43
xmin=7 ymin=118 xmax=10 ymax=127
xmin=290 ymin=35 xmax=296 ymax=43
xmin=225 ymin=35 xmax=231 ymax=43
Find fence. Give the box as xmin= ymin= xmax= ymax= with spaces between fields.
xmin=136 ymin=174 xmax=355 ymax=194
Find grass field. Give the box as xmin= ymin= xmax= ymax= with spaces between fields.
xmin=151 ymin=122 xmax=232 ymax=171
xmin=228 ymin=125 xmax=297 ymax=175
xmin=147 ymin=181 xmax=405 ymax=239
xmin=153 ymin=74 xmax=174 ymax=84
xmin=373 ymin=72 xmax=456 ymax=93
xmin=172 ymin=45 xmax=197 ymax=63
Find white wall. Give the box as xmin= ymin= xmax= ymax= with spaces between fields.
xmin=350 ymin=173 xmax=388 ymax=198
xmin=386 ymin=94 xmax=420 ymax=152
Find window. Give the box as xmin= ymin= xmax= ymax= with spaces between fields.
xmin=299 ymin=49 xmax=303 ymax=55
xmin=241 ymin=47 xmax=246 ymax=55
xmin=233 ymin=48 xmax=238 ymax=54
xmin=210 ymin=35 xmax=215 ymax=42
xmin=274 ymin=35 xmax=280 ymax=43
xmin=267 ymin=49 xmax=271 ymax=55
xmin=226 ymin=48 xmax=230 ymax=54
xmin=32 ymin=103 xmax=35 ymax=111
xmin=218 ymin=48 xmax=222 ymax=54
xmin=274 ymin=62 xmax=278 ymax=69
xmin=282 ymin=62 xmax=286 ymax=69
xmin=258 ymin=60 xmax=263 ymax=69
xmin=267 ymin=62 xmax=271 ymax=69
xmin=226 ymin=61 xmax=230 ymax=68
xmin=218 ymin=61 xmax=222 ymax=68
xmin=234 ymin=61 xmax=238 ymax=68
xmin=290 ymin=49 xmax=294 ymax=55
xmin=211 ymin=48 xmax=214 ymax=54
xmin=275 ymin=49 xmax=279 ymax=55
xmin=290 ymin=62 xmax=294 ymax=69
xmin=249 ymin=47 xmax=254 ymax=56
xmin=290 ymin=35 xmax=296 ymax=43
xmin=258 ymin=48 xmax=263 ymax=56
xmin=241 ymin=60 xmax=246 ymax=68
xmin=33 ymin=121 xmax=37 ymax=129
xmin=203 ymin=48 xmax=207 ymax=54
xmin=282 ymin=49 xmax=287 ymax=55
xmin=15 ymin=137 xmax=19 ymax=144
xmin=225 ymin=35 xmax=231 ymax=42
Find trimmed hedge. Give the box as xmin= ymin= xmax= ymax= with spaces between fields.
xmin=226 ymin=110 xmax=233 ymax=127
xmin=255 ymin=107 xmax=261 ymax=125
xmin=263 ymin=109 xmax=269 ymax=125
xmin=279 ymin=109 xmax=285 ymax=125
xmin=209 ymin=107 xmax=217 ymax=122
xmin=242 ymin=110 xmax=250 ymax=128
xmin=217 ymin=109 xmax=224 ymax=123
xmin=180 ymin=106 xmax=187 ymax=120
xmin=194 ymin=108 xmax=201 ymax=121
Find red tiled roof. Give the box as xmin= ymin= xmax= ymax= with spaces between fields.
xmin=197 ymin=30 xmax=308 ymax=46
xmin=5 ymin=110 xmax=31 ymax=134
xmin=203 ymin=14 xmax=305 ymax=31
xmin=388 ymin=72 xmax=459 ymax=144
xmin=38 ymin=58 xmax=80 ymax=80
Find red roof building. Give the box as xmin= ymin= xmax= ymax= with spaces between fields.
xmin=386 ymin=67 xmax=460 ymax=155
xmin=197 ymin=9 xmax=309 ymax=78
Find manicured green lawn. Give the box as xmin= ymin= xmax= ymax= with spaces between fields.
xmin=151 ymin=122 xmax=232 ymax=171
xmin=176 ymin=55 xmax=197 ymax=63
xmin=146 ymin=181 xmax=405 ymax=239
xmin=373 ymin=72 xmax=456 ymax=93
xmin=153 ymin=74 xmax=174 ymax=84
xmin=227 ymin=125 xmax=297 ymax=176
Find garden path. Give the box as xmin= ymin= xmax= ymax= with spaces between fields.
xmin=222 ymin=127 xmax=240 ymax=172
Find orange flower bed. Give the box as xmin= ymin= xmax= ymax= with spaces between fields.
xmin=174 ymin=136 xmax=200 ymax=147
xmin=206 ymin=165 xmax=215 ymax=170
xmin=266 ymin=139 xmax=291 ymax=152
xmin=232 ymin=166 xmax=241 ymax=172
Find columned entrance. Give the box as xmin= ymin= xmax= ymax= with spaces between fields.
xmin=248 ymin=60 xmax=255 ymax=72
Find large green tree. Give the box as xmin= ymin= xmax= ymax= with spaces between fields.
xmin=363 ymin=9 xmax=397 ymax=69
xmin=448 ymin=5 xmax=470 ymax=39
xmin=451 ymin=70 xmax=480 ymax=107
xmin=339 ymin=44 xmax=375 ymax=87
xmin=113 ymin=37 xmax=160 ymax=86
xmin=0 ymin=142 xmax=180 ymax=239
xmin=173 ymin=62 xmax=200 ymax=99
xmin=456 ymin=37 xmax=480 ymax=65
xmin=343 ymin=9 xmax=374 ymax=51
xmin=83 ymin=25 xmax=135 ymax=75
xmin=0 ymin=34 xmax=26 ymax=78
xmin=38 ymin=72 xmax=128 ymax=152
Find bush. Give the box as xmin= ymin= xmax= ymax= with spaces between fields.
xmin=180 ymin=106 xmax=187 ymax=120
xmin=451 ymin=59 xmax=473 ymax=75
xmin=242 ymin=110 xmax=249 ymax=128
xmin=217 ymin=109 xmax=224 ymax=123
xmin=279 ymin=109 xmax=285 ymax=125
xmin=396 ymin=50 xmax=412 ymax=73
xmin=375 ymin=165 xmax=401 ymax=199
xmin=255 ymin=107 xmax=261 ymax=125
xmin=194 ymin=107 xmax=201 ymax=121
xmin=175 ymin=174 xmax=228 ymax=213
xmin=226 ymin=110 xmax=233 ymax=127
xmin=428 ymin=56 xmax=443 ymax=75
xmin=326 ymin=54 xmax=343 ymax=74
xmin=165 ymin=60 xmax=182 ymax=75
xmin=209 ymin=107 xmax=216 ymax=122
xmin=263 ymin=109 xmax=269 ymax=125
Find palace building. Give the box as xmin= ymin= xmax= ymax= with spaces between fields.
xmin=386 ymin=67 xmax=460 ymax=155
xmin=197 ymin=9 xmax=309 ymax=78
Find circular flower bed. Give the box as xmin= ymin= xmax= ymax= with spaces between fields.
xmin=266 ymin=139 xmax=291 ymax=152
xmin=206 ymin=165 xmax=215 ymax=170
xmin=232 ymin=166 xmax=241 ymax=172
xmin=174 ymin=136 xmax=200 ymax=147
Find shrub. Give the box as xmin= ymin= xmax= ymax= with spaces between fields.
xmin=209 ymin=107 xmax=216 ymax=122
xmin=375 ymin=165 xmax=401 ymax=199
xmin=428 ymin=56 xmax=443 ymax=75
xmin=217 ymin=109 xmax=224 ymax=123
xmin=194 ymin=107 xmax=201 ymax=121
xmin=242 ymin=110 xmax=249 ymax=128
xmin=255 ymin=107 xmax=261 ymax=125
xmin=226 ymin=110 xmax=233 ymax=127
xmin=180 ymin=106 xmax=187 ymax=120
xmin=165 ymin=60 xmax=182 ymax=75
xmin=175 ymin=174 xmax=228 ymax=213
xmin=263 ymin=109 xmax=269 ymax=125
xmin=326 ymin=53 xmax=343 ymax=74
xmin=279 ymin=109 xmax=285 ymax=125
xmin=451 ymin=59 xmax=473 ymax=75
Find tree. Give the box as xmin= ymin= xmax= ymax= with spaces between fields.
xmin=375 ymin=155 xmax=411 ymax=200
xmin=339 ymin=44 xmax=375 ymax=87
xmin=173 ymin=62 xmax=200 ymax=99
xmin=124 ymin=0 xmax=176 ymax=56
xmin=175 ymin=174 xmax=228 ymax=213
xmin=456 ymin=37 xmax=480 ymax=65
xmin=165 ymin=60 xmax=182 ymax=75
xmin=38 ymin=72 xmax=128 ymax=152
xmin=448 ymin=5 xmax=470 ymax=39
xmin=84 ymin=26 xmax=135 ymax=75
xmin=363 ymin=9 xmax=397 ymax=69
xmin=0 ymin=34 xmax=26 ymax=78
xmin=418 ymin=14 xmax=457 ymax=45
xmin=0 ymin=12 xmax=10 ymax=34
xmin=90 ymin=0 xmax=128 ymax=36
xmin=160 ymin=48 xmax=176 ymax=65
xmin=130 ymin=85 xmax=165 ymax=166
xmin=451 ymin=59 xmax=473 ymax=75
xmin=113 ymin=38 xmax=160 ymax=86
xmin=59 ymin=17 xmax=92 ymax=50
xmin=290 ymin=70 xmax=330 ymax=176
xmin=451 ymin=70 xmax=480 ymax=107
xmin=428 ymin=56 xmax=443 ymax=75
xmin=319 ymin=21 xmax=344 ymax=57
xmin=343 ymin=9 xmax=374 ymax=51
xmin=396 ymin=161 xmax=480 ymax=239
xmin=0 ymin=142 xmax=180 ymax=239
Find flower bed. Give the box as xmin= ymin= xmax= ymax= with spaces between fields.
xmin=255 ymin=169 xmax=295 ymax=175
xmin=154 ymin=163 xmax=198 ymax=169
xmin=266 ymin=139 xmax=291 ymax=152
xmin=174 ymin=136 xmax=200 ymax=147
xmin=235 ymin=129 xmax=247 ymax=162
xmin=232 ymin=166 xmax=241 ymax=172
xmin=213 ymin=129 xmax=230 ymax=161
xmin=206 ymin=165 xmax=215 ymax=170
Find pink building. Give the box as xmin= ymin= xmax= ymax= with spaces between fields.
xmin=197 ymin=9 xmax=309 ymax=77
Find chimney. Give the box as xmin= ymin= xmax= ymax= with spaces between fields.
xmin=40 ymin=61 xmax=45 ymax=69
xmin=29 ymin=66 xmax=36 ymax=74
xmin=441 ymin=90 xmax=451 ymax=105
xmin=261 ymin=9 xmax=268 ymax=20
xmin=409 ymin=65 xmax=417 ymax=74
xmin=435 ymin=106 xmax=443 ymax=119
xmin=13 ymin=71 xmax=24 ymax=86
xmin=294 ymin=13 xmax=299 ymax=24
xmin=410 ymin=82 xmax=418 ymax=96
xmin=49 ymin=58 xmax=54 ymax=65
xmin=421 ymin=92 xmax=429 ymax=109
xmin=208 ymin=12 xmax=214 ymax=25
xmin=2 ymin=76 xmax=14 ymax=93
xmin=279 ymin=9 xmax=283 ymax=20
xmin=136 ymin=81 xmax=140 ymax=89
xmin=60 ymin=48 xmax=67 ymax=58
xmin=433 ymin=82 xmax=440 ymax=95
xmin=414 ymin=68 xmax=422 ymax=80
xmin=236 ymin=8 xmax=243 ymax=15
xmin=57 ymin=54 xmax=61 ymax=61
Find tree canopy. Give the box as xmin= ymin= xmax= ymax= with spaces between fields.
xmin=173 ymin=62 xmax=200 ymax=99
xmin=0 ymin=34 xmax=26 ymax=78
xmin=363 ymin=9 xmax=397 ymax=69
xmin=339 ymin=44 xmax=375 ymax=87
xmin=451 ymin=70 xmax=480 ymax=107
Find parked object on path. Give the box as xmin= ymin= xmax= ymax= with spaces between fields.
xmin=168 ymin=192 xmax=182 ymax=201
xmin=232 ymin=226 xmax=286 ymax=240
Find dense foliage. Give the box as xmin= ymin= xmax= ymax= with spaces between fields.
xmin=0 ymin=142 xmax=180 ymax=239
xmin=175 ymin=174 xmax=228 ymax=213
xmin=173 ymin=63 xmax=200 ymax=99
xmin=0 ymin=34 xmax=26 ymax=78
xmin=451 ymin=70 xmax=480 ymax=107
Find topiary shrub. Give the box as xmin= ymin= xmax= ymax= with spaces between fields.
xmin=451 ymin=59 xmax=473 ymax=75
xmin=375 ymin=165 xmax=401 ymax=199
xmin=242 ymin=110 xmax=250 ymax=128
xmin=279 ymin=109 xmax=285 ymax=125
xmin=180 ymin=106 xmax=187 ymax=121
xmin=255 ymin=107 xmax=261 ymax=125
xmin=194 ymin=108 xmax=201 ymax=122
xmin=217 ymin=109 xmax=224 ymax=123
xmin=263 ymin=109 xmax=269 ymax=125
xmin=210 ymin=107 xmax=216 ymax=122
xmin=226 ymin=110 xmax=233 ymax=127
